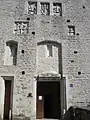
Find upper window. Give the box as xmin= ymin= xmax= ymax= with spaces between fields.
xmin=46 ymin=44 xmax=53 ymax=57
xmin=4 ymin=41 xmax=18 ymax=66
xmin=40 ymin=2 xmax=50 ymax=15
xmin=53 ymin=3 xmax=62 ymax=16
xmin=14 ymin=21 xmax=29 ymax=35
xmin=28 ymin=2 xmax=37 ymax=15
xmin=68 ymin=26 xmax=75 ymax=35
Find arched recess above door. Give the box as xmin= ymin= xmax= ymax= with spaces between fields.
xmin=37 ymin=40 xmax=62 ymax=76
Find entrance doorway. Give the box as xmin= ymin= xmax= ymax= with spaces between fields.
xmin=2 ymin=76 xmax=14 ymax=120
xmin=4 ymin=80 xmax=12 ymax=120
xmin=36 ymin=81 xmax=60 ymax=119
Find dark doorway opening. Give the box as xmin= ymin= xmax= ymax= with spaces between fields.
xmin=4 ymin=80 xmax=12 ymax=120
xmin=44 ymin=94 xmax=52 ymax=118
xmin=36 ymin=81 xmax=60 ymax=119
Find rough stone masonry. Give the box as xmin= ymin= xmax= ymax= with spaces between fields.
xmin=0 ymin=0 xmax=90 ymax=120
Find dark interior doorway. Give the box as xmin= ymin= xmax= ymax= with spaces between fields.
xmin=36 ymin=81 xmax=61 ymax=119
xmin=44 ymin=94 xmax=52 ymax=118
xmin=4 ymin=80 xmax=12 ymax=120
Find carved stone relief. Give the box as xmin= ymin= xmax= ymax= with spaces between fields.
xmin=14 ymin=22 xmax=28 ymax=34
xmin=28 ymin=2 xmax=37 ymax=15
xmin=40 ymin=3 xmax=50 ymax=15
xmin=53 ymin=3 xmax=62 ymax=16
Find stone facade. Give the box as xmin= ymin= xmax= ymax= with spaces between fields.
xmin=0 ymin=0 xmax=90 ymax=120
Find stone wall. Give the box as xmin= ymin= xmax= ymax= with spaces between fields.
xmin=0 ymin=0 xmax=90 ymax=119
xmin=0 ymin=0 xmax=36 ymax=119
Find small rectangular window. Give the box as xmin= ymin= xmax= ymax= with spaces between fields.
xmin=46 ymin=44 xmax=53 ymax=57
xmin=40 ymin=2 xmax=50 ymax=15
xmin=68 ymin=26 xmax=75 ymax=35
xmin=28 ymin=2 xmax=37 ymax=15
xmin=53 ymin=3 xmax=62 ymax=16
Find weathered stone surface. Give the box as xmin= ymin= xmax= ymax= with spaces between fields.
xmin=0 ymin=0 xmax=90 ymax=119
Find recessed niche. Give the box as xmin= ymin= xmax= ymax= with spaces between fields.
xmin=14 ymin=21 xmax=29 ymax=34
xmin=40 ymin=2 xmax=50 ymax=15
xmin=70 ymin=84 xmax=73 ymax=87
xmin=78 ymin=72 xmax=81 ymax=75
xmin=4 ymin=41 xmax=18 ymax=66
xmin=74 ymin=51 xmax=78 ymax=54
xmin=53 ymin=3 xmax=62 ymax=16
xmin=32 ymin=32 xmax=35 ymax=35
xmin=68 ymin=25 xmax=75 ymax=35
xmin=77 ymin=33 xmax=79 ymax=36
xmin=27 ymin=18 xmax=30 ymax=20
xmin=22 ymin=71 xmax=25 ymax=75
xmin=83 ymin=6 xmax=85 ymax=9
xmin=71 ymin=60 xmax=74 ymax=63
xmin=21 ymin=50 xmax=24 ymax=54
xmin=46 ymin=44 xmax=53 ymax=57
xmin=67 ymin=20 xmax=70 ymax=22
xmin=27 ymin=93 xmax=33 ymax=97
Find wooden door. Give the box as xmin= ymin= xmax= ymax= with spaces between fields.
xmin=4 ymin=80 xmax=11 ymax=120
xmin=36 ymin=96 xmax=44 ymax=119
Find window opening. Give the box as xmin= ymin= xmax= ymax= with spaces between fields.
xmin=28 ymin=2 xmax=37 ymax=15
xmin=78 ymin=72 xmax=81 ymax=75
xmin=21 ymin=50 xmax=24 ymax=54
xmin=22 ymin=71 xmax=25 ymax=75
xmin=14 ymin=21 xmax=29 ymax=34
xmin=68 ymin=26 xmax=75 ymax=35
xmin=40 ymin=3 xmax=50 ymax=15
xmin=4 ymin=41 xmax=18 ymax=65
xmin=53 ymin=3 xmax=62 ymax=16
xmin=46 ymin=44 xmax=53 ymax=57
xmin=67 ymin=20 xmax=70 ymax=22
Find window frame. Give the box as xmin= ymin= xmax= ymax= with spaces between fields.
xmin=14 ymin=21 xmax=29 ymax=35
xmin=40 ymin=2 xmax=50 ymax=15
xmin=46 ymin=44 xmax=53 ymax=57
xmin=68 ymin=25 xmax=75 ymax=35
xmin=4 ymin=41 xmax=18 ymax=66
xmin=53 ymin=3 xmax=62 ymax=16
xmin=28 ymin=1 xmax=37 ymax=15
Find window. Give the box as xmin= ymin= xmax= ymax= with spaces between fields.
xmin=46 ymin=44 xmax=53 ymax=57
xmin=28 ymin=2 xmax=37 ymax=15
xmin=68 ymin=26 xmax=75 ymax=35
xmin=14 ymin=21 xmax=29 ymax=34
xmin=4 ymin=41 xmax=18 ymax=65
xmin=53 ymin=3 xmax=62 ymax=16
xmin=40 ymin=2 xmax=50 ymax=15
